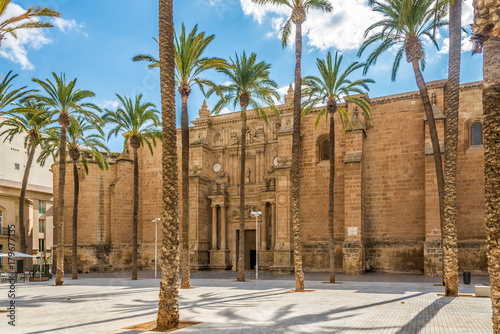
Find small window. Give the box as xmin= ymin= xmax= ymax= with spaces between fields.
xmin=321 ymin=140 xmax=330 ymax=161
xmin=0 ymin=244 xmax=2 ymax=267
xmin=14 ymin=163 xmax=20 ymax=170
xmin=39 ymin=239 xmax=45 ymax=252
xmin=470 ymin=122 xmax=483 ymax=146
xmin=39 ymin=219 xmax=45 ymax=233
xmin=39 ymin=201 xmax=46 ymax=214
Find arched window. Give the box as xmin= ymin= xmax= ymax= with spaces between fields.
xmin=470 ymin=121 xmax=483 ymax=146
xmin=321 ymin=140 xmax=330 ymax=161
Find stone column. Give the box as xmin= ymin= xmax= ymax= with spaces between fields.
xmin=221 ymin=204 xmax=227 ymax=250
xmin=211 ymin=204 xmax=218 ymax=250
xmin=261 ymin=202 xmax=267 ymax=250
xmin=271 ymin=201 xmax=276 ymax=249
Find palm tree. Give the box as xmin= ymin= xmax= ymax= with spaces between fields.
xmin=29 ymin=72 xmax=100 ymax=286
xmin=156 ymin=0 xmax=179 ymax=330
xmin=133 ymin=23 xmax=226 ymax=289
xmin=40 ymin=117 xmax=109 ymax=280
xmin=208 ymin=51 xmax=279 ymax=282
xmin=381 ymin=0 xmax=460 ymax=296
xmin=471 ymin=1 xmax=500 ymax=331
xmin=0 ymin=100 xmax=52 ymax=255
xmin=0 ymin=71 xmax=32 ymax=110
xmin=251 ymin=0 xmax=332 ymax=292
xmin=302 ymin=51 xmax=373 ymax=284
xmin=103 ymin=94 xmax=161 ymax=281
xmin=442 ymin=0 xmax=461 ymax=298
xmin=0 ymin=0 xmax=60 ymax=48
xmin=359 ymin=0 xmax=448 ymax=273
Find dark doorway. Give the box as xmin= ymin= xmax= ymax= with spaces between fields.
xmin=245 ymin=230 xmax=256 ymax=270
xmin=236 ymin=229 xmax=256 ymax=270
xmin=249 ymin=250 xmax=256 ymax=270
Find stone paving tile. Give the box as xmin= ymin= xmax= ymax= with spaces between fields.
xmin=0 ymin=274 xmax=493 ymax=334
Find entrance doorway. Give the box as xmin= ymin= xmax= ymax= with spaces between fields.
xmin=236 ymin=229 xmax=256 ymax=270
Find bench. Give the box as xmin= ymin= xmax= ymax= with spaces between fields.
xmin=475 ymin=285 xmax=491 ymax=297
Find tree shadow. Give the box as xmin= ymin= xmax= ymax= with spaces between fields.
xmin=395 ymin=297 xmax=453 ymax=334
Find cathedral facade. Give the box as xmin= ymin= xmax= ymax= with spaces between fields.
xmin=53 ymin=79 xmax=487 ymax=276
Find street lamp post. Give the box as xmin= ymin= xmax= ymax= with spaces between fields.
xmin=251 ymin=210 xmax=262 ymax=280
xmin=153 ymin=218 xmax=160 ymax=278
xmin=50 ymin=225 xmax=54 ymax=275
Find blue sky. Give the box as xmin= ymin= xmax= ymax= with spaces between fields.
xmin=0 ymin=0 xmax=483 ymax=152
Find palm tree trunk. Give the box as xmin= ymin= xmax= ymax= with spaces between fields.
xmin=55 ymin=120 xmax=67 ymax=286
xmin=132 ymin=145 xmax=139 ymax=280
xmin=72 ymin=159 xmax=79 ymax=280
xmin=443 ymin=0 xmax=461 ymax=297
xmin=156 ymin=0 xmax=180 ymax=329
xmin=180 ymin=94 xmax=191 ymax=289
xmin=18 ymin=143 xmax=36 ymax=254
xmin=482 ymin=36 xmax=500 ymax=334
xmin=411 ymin=57 xmax=445 ymax=252
xmin=291 ymin=19 xmax=305 ymax=292
xmin=237 ymin=107 xmax=247 ymax=282
xmin=328 ymin=111 xmax=336 ymax=283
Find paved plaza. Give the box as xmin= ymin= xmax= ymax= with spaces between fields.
xmin=0 ymin=271 xmax=494 ymax=333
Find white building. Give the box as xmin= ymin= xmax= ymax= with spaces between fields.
xmin=0 ymin=116 xmax=54 ymax=271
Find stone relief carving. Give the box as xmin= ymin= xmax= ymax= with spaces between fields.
xmin=191 ymin=131 xmax=206 ymax=145
xmin=214 ymin=132 xmax=222 ymax=146
xmin=273 ymin=123 xmax=281 ymax=139
xmin=246 ymin=126 xmax=265 ymax=143
xmin=232 ymin=205 xmax=257 ymax=220
xmin=264 ymin=165 xmax=276 ymax=175
xmin=277 ymin=194 xmax=288 ymax=206
xmin=229 ymin=131 xmax=239 ymax=145
xmin=245 ymin=167 xmax=251 ymax=183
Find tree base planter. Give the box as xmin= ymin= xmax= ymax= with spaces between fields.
xmin=29 ymin=276 xmax=50 ymax=281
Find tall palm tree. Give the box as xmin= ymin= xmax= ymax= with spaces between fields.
xmin=384 ymin=0 xmax=461 ymax=296
xmin=208 ymin=51 xmax=279 ymax=282
xmin=359 ymin=0 xmax=448 ymax=272
xmin=302 ymin=51 xmax=373 ymax=284
xmin=251 ymin=0 xmax=332 ymax=293
xmin=156 ymin=0 xmax=179 ymax=330
xmin=471 ymin=1 xmax=500 ymax=331
xmin=103 ymin=93 xmax=161 ymax=281
xmin=0 ymin=100 xmax=52 ymax=254
xmin=0 ymin=0 xmax=60 ymax=48
xmin=40 ymin=117 xmax=109 ymax=280
xmin=133 ymin=23 xmax=226 ymax=289
xmin=29 ymin=72 xmax=99 ymax=286
xmin=442 ymin=0 xmax=461 ymax=298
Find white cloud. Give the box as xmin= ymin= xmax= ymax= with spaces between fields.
xmin=0 ymin=2 xmax=86 ymax=70
xmin=240 ymin=0 xmax=382 ymax=51
xmin=240 ymin=0 xmax=290 ymax=24
xmin=52 ymin=17 xmax=87 ymax=37
xmin=0 ymin=3 xmax=52 ymax=70
xmin=218 ymin=107 xmax=232 ymax=115
xmin=277 ymin=83 xmax=293 ymax=102
xmin=100 ymin=100 xmax=120 ymax=111
xmin=462 ymin=0 xmax=474 ymax=27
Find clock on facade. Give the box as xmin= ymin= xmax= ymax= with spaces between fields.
xmin=213 ymin=162 xmax=221 ymax=173
xmin=273 ymin=156 xmax=279 ymax=167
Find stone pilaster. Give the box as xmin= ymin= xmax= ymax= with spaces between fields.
xmin=268 ymin=113 xmax=294 ymax=274
xmin=424 ymin=94 xmax=445 ymax=276
xmin=343 ymin=125 xmax=366 ymax=275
